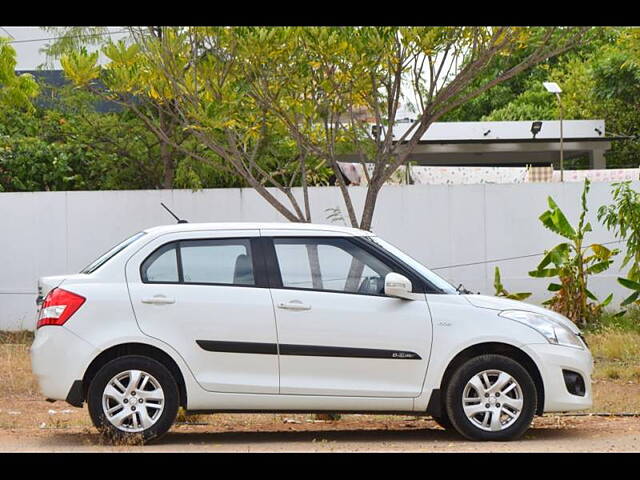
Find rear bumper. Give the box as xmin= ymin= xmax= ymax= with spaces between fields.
xmin=30 ymin=326 xmax=96 ymax=404
xmin=523 ymin=343 xmax=593 ymax=412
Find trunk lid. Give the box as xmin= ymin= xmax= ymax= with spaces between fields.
xmin=36 ymin=274 xmax=85 ymax=306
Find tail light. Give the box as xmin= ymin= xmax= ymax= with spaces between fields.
xmin=37 ymin=288 xmax=86 ymax=329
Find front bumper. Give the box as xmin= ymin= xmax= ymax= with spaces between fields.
xmin=523 ymin=343 xmax=593 ymax=412
xmin=30 ymin=326 xmax=96 ymax=403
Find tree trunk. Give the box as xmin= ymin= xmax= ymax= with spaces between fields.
xmin=358 ymin=182 xmax=381 ymax=231
xmin=158 ymin=105 xmax=175 ymax=189
xmin=306 ymin=243 xmax=323 ymax=290
xmin=160 ymin=141 xmax=174 ymax=189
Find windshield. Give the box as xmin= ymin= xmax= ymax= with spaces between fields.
xmin=80 ymin=231 xmax=147 ymax=274
xmin=366 ymin=236 xmax=458 ymax=294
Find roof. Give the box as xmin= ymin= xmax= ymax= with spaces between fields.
xmin=143 ymin=222 xmax=373 ymax=237
xmin=391 ymin=119 xmax=610 ymax=143
xmin=413 ymin=136 xmax=627 ymax=145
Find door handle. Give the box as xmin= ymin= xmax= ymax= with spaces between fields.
xmin=142 ymin=295 xmax=176 ymax=305
xmin=277 ymin=300 xmax=311 ymax=311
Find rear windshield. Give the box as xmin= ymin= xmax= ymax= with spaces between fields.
xmin=80 ymin=232 xmax=147 ymax=274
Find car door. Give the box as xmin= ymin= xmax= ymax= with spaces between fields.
xmin=126 ymin=229 xmax=279 ymax=394
xmin=263 ymin=231 xmax=432 ymax=398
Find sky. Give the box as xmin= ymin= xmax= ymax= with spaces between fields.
xmin=1 ymin=26 xmax=129 ymax=70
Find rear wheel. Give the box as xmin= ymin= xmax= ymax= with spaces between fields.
xmin=87 ymin=355 xmax=179 ymax=443
xmin=445 ymin=354 xmax=537 ymax=441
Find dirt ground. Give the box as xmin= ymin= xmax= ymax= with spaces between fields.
xmin=1 ymin=341 xmax=639 ymax=452
xmin=0 ymin=406 xmax=638 ymax=452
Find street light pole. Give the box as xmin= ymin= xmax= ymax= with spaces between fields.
xmin=557 ymin=92 xmax=564 ymax=182
xmin=543 ymin=82 xmax=564 ymax=182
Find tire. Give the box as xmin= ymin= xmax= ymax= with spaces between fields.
xmin=87 ymin=355 xmax=179 ymax=444
xmin=431 ymin=412 xmax=453 ymax=430
xmin=444 ymin=354 xmax=537 ymax=441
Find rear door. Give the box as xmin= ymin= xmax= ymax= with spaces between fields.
xmin=263 ymin=231 xmax=432 ymax=398
xmin=126 ymin=229 xmax=279 ymax=394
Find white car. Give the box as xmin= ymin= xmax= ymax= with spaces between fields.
xmin=31 ymin=222 xmax=592 ymax=442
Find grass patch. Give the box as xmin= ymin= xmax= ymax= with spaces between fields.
xmin=0 ymin=330 xmax=34 ymax=345
xmin=585 ymin=328 xmax=640 ymax=362
xmin=586 ymin=306 xmax=640 ymax=334
xmin=0 ymin=343 xmax=38 ymax=398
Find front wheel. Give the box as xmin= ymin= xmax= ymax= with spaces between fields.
xmin=87 ymin=355 xmax=179 ymax=443
xmin=445 ymin=354 xmax=537 ymax=441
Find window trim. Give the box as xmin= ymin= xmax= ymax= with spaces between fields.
xmin=352 ymin=236 xmax=444 ymax=294
xmin=263 ymin=236 xmax=433 ymax=297
xmin=139 ymin=237 xmax=268 ymax=288
xmin=140 ymin=241 xmax=181 ymax=284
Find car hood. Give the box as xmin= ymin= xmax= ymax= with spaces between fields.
xmin=462 ymin=294 xmax=581 ymax=334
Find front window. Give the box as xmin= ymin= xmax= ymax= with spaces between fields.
xmin=365 ymin=236 xmax=457 ymax=294
xmin=273 ymin=237 xmax=393 ymax=295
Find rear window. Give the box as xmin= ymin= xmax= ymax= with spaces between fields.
xmin=81 ymin=232 xmax=147 ymax=274
xmin=140 ymin=238 xmax=255 ymax=286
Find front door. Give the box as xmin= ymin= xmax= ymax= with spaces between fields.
xmin=264 ymin=233 xmax=432 ymax=398
xmin=126 ymin=230 xmax=279 ymax=394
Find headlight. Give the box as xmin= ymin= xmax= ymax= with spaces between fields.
xmin=499 ymin=310 xmax=583 ymax=349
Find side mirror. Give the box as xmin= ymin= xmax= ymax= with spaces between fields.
xmin=384 ymin=272 xmax=414 ymax=300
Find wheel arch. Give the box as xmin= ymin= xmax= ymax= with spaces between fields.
xmin=439 ymin=342 xmax=545 ymax=416
xmin=81 ymin=343 xmax=188 ymax=408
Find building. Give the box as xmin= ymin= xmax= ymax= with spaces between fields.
xmin=396 ymin=119 xmax=621 ymax=169
xmin=340 ymin=119 xmax=624 ymax=170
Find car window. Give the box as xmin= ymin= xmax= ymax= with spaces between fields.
xmin=365 ymin=236 xmax=457 ymax=294
xmin=81 ymin=231 xmax=146 ymax=274
xmin=141 ymin=243 xmax=179 ymax=283
xmin=180 ymin=239 xmax=254 ymax=286
xmin=273 ymin=237 xmax=392 ymax=295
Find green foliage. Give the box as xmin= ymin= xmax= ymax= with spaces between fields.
xmin=441 ymin=28 xmax=607 ymax=122
xmin=598 ymin=181 xmax=640 ymax=306
xmin=529 ymin=180 xmax=618 ymax=326
xmin=0 ymin=84 xmax=163 ymax=191
xmin=0 ymin=38 xmax=39 ymax=111
xmin=39 ymin=27 xmax=112 ymax=64
xmin=586 ymin=305 xmax=640 ymax=334
xmin=493 ymin=267 xmax=532 ymax=301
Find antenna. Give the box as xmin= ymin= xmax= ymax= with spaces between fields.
xmin=160 ymin=202 xmax=188 ymax=224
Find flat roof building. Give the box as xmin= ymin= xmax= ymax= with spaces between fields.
xmin=393 ymin=119 xmax=622 ymax=169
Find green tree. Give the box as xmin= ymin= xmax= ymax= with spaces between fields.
xmin=67 ymin=27 xmax=589 ymax=228
xmin=0 ymin=38 xmax=39 ymax=110
xmin=468 ymin=28 xmax=640 ymax=169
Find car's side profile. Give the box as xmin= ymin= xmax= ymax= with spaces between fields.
xmin=30 ymin=223 xmax=593 ymax=442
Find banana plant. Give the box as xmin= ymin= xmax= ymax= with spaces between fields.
xmin=617 ymin=277 xmax=640 ymax=307
xmin=529 ymin=179 xmax=617 ymax=326
xmin=494 ymin=267 xmax=532 ymax=301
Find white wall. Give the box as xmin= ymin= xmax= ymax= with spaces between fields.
xmin=0 ymin=182 xmax=633 ymax=330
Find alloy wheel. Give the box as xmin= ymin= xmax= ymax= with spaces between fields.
xmin=461 ymin=369 xmax=523 ymax=432
xmin=101 ymin=369 xmax=165 ymax=433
